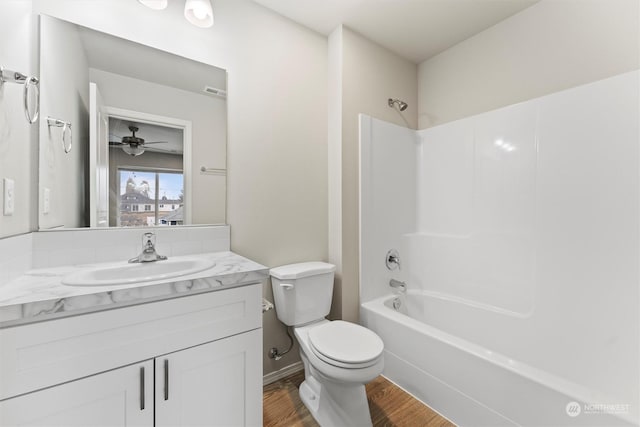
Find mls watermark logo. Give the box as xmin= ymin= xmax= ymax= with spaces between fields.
xmin=565 ymin=401 xmax=630 ymax=418
xmin=566 ymin=401 xmax=581 ymax=417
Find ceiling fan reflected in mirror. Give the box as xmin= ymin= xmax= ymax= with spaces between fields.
xmin=109 ymin=125 xmax=168 ymax=156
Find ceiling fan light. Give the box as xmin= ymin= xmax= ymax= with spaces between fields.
xmin=184 ymin=0 xmax=214 ymax=28
xmin=122 ymin=145 xmax=145 ymax=156
xmin=138 ymin=0 xmax=168 ymax=10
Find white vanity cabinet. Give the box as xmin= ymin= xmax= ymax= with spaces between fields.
xmin=0 ymin=360 xmax=155 ymax=426
xmin=155 ymin=329 xmax=261 ymax=427
xmin=0 ymin=283 xmax=263 ymax=426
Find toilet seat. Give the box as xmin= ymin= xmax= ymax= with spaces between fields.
xmin=308 ymin=321 xmax=384 ymax=369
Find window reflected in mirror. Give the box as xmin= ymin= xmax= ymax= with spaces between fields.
xmin=118 ymin=169 xmax=184 ymax=227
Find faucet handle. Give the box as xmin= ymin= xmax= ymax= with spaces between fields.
xmin=385 ymin=249 xmax=401 ymax=270
xmin=129 ymin=232 xmax=166 ymax=263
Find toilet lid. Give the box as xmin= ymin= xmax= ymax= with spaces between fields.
xmin=308 ymin=321 xmax=384 ymax=367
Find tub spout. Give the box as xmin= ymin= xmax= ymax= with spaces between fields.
xmin=389 ymin=279 xmax=406 ymax=294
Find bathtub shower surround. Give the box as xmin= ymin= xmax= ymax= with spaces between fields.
xmin=359 ymin=70 xmax=639 ymax=426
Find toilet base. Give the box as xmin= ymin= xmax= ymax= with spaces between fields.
xmin=299 ymin=374 xmax=373 ymax=427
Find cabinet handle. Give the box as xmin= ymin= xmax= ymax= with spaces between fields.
xmin=140 ymin=366 xmax=145 ymax=411
xmin=164 ymin=359 xmax=169 ymax=401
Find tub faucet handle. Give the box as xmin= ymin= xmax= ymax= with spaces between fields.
xmin=386 ymin=249 xmax=401 ymax=270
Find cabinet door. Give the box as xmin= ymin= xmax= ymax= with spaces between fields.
xmin=0 ymin=361 xmax=154 ymax=427
xmin=155 ymin=329 xmax=262 ymax=427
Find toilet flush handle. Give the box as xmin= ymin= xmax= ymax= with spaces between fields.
xmin=279 ymin=283 xmax=294 ymax=290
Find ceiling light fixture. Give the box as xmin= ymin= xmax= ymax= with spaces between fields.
xmin=122 ymin=144 xmax=145 ymax=157
xmin=138 ymin=0 xmax=214 ymax=28
xmin=137 ymin=0 xmax=168 ymax=10
xmin=184 ymin=0 xmax=214 ymax=28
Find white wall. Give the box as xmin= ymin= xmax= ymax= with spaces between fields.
xmin=0 ymin=1 xmax=38 ymax=238
xmin=329 ymin=26 xmax=418 ymax=322
xmin=327 ymin=27 xmax=344 ymax=319
xmin=418 ymin=0 xmax=640 ymax=128
xmin=32 ymin=0 xmax=328 ymax=376
xmin=38 ymin=15 xmax=90 ymax=229
xmin=90 ymin=69 xmax=226 ymax=225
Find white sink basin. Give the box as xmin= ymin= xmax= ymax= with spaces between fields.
xmin=62 ymin=258 xmax=216 ymax=286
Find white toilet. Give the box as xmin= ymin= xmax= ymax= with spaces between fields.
xmin=270 ymin=262 xmax=384 ymax=427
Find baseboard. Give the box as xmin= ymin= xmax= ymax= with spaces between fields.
xmin=263 ymin=361 xmax=304 ymax=386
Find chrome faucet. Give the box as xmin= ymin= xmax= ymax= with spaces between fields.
xmin=389 ymin=279 xmax=406 ymax=294
xmin=129 ymin=232 xmax=167 ymax=263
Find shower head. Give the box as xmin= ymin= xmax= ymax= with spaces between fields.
xmin=388 ymin=98 xmax=408 ymax=111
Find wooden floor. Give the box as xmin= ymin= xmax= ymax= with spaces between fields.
xmin=264 ymin=370 xmax=455 ymax=427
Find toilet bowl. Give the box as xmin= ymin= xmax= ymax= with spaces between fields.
xmin=297 ymin=320 xmax=384 ymax=381
xmin=270 ymin=262 xmax=384 ymax=426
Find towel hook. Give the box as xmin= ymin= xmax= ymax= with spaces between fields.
xmin=47 ymin=117 xmax=72 ymax=153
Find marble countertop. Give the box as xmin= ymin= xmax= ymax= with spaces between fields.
xmin=0 ymin=251 xmax=268 ymax=327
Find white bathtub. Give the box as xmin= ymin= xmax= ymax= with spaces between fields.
xmin=361 ymin=291 xmax=637 ymax=427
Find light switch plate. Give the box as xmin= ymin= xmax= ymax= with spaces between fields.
xmin=3 ymin=178 xmax=14 ymax=216
xmin=43 ymin=187 xmax=51 ymax=214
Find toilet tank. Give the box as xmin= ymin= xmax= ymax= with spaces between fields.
xmin=270 ymin=262 xmax=336 ymax=326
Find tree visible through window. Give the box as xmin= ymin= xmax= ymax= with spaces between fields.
xmin=118 ymin=169 xmax=184 ymax=227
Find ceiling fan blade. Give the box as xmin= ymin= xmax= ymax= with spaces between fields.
xmin=109 ymin=141 xmax=125 ymax=145
xmin=143 ymin=141 xmax=169 ymax=145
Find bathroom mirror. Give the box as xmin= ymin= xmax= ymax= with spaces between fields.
xmin=38 ymin=15 xmax=227 ymax=229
